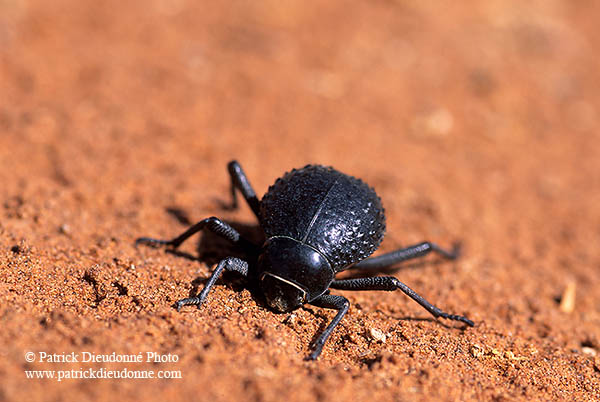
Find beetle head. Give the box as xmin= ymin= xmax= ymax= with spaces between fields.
xmin=257 ymin=237 xmax=334 ymax=312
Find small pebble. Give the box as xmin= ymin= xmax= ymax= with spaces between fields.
xmin=559 ymin=281 xmax=576 ymax=313
xmin=369 ymin=327 xmax=387 ymax=343
xmin=582 ymin=347 xmax=597 ymax=357
xmin=58 ymin=224 xmax=71 ymax=235
xmin=471 ymin=344 xmax=484 ymax=358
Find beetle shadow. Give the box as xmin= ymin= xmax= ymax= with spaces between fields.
xmin=163 ymin=206 xmax=265 ymax=264
xmin=298 ymin=308 xmax=469 ymax=355
xmin=299 ymin=305 xmax=334 ymax=350
xmin=338 ymin=257 xmax=462 ymax=280
xmin=391 ymin=315 xmax=472 ymax=329
xmin=165 ymin=206 xmax=193 ymax=226
xmin=162 ymin=207 xmax=269 ymax=307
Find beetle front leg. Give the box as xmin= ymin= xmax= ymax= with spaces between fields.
xmin=176 ymin=257 xmax=249 ymax=311
xmin=306 ymin=295 xmax=350 ymax=360
xmin=331 ymin=277 xmax=473 ymax=326
xmin=135 ymin=216 xmax=255 ymax=251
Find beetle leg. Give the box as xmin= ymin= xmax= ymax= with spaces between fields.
xmin=135 ymin=216 xmax=255 ymax=250
xmin=305 ymin=295 xmax=350 ymax=360
xmin=222 ymin=160 xmax=261 ymax=219
xmin=331 ymin=277 xmax=474 ymax=326
xmin=176 ymin=257 xmax=249 ymax=311
xmin=347 ymin=241 xmax=460 ymax=271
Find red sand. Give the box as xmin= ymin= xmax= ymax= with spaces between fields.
xmin=1 ymin=1 xmax=599 ymax=401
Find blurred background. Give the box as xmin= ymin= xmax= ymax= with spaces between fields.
xmin=2 ymin=0 xmax=598 ymax=253
xmin=1 ymin=1 xmax=599 ymax=400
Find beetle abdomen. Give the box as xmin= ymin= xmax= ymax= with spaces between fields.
xmin=260 ymin=165 xmax=386 ymax=271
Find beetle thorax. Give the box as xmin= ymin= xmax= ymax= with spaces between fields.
xmin=257 ymin=237 xmax=334 ymax=312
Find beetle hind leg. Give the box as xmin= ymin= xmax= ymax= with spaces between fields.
xmin=221 ymin=160 xmax=261 ymax=219
xmin=347 ymin=241 xmax=461 ymax=271
xmin=331 ymin=277 xmax=474 ymax=326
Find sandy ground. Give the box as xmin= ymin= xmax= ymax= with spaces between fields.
xmin=1 ymin=1 xmax=600 ymax=401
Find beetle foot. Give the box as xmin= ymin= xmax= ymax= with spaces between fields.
xmin=448 ymin=242 xmax=462 ymax=259
xmin=135 ymin=237 xmax=174 ymax=248
xmin=439 ymin=312 xmax=474 ymax=327
xmin=175 ymin=296 xmax=202 ymax=312
xmin=304 ymin=350 xmax=320 ymax=361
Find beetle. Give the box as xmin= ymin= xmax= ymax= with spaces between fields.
xmin=136 ymin=161 xmax=474 ymax=360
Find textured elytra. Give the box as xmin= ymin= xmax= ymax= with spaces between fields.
xmin=260 ymin=165 xmax=386 ymax=271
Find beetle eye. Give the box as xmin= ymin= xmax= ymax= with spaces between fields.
xmin=260 ymin=273 xmax=307 ymax=313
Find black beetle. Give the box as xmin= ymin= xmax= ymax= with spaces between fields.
xmin=136 ymin=161 xmax=474 ymax=360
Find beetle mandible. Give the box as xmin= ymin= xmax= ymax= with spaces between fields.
xmin=136 ymin=161 xmax=474 ymax=360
